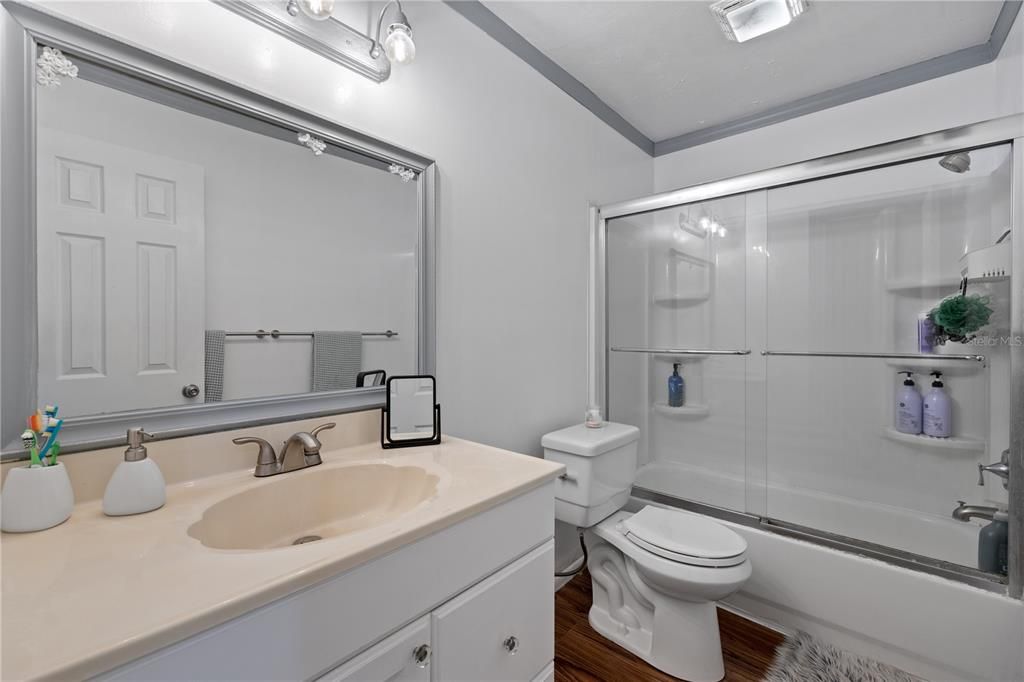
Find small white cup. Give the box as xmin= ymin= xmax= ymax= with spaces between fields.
xmin=1 ymin=462 xmax=74 ymax=533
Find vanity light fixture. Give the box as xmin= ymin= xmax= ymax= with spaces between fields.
xmin=370 ymin=0 xmax=416 ymax=65
xmin=286 ymin=0 xmax=335 ymax=21
xmin=709 ymin=0 xmax=808 ymax=43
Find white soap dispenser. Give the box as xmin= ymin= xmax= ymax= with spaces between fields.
xmin=103 ymin=427 xmax=166 ymax=516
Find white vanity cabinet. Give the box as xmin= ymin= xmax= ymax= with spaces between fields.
xmin=431 ymin=543 xmax=554 ymax=681
xmin=319 ymin=542 xmax=553 ymax=682
xmin=319 ymin=616 xmax=432 ymax=682
xmin=99 ymin=482 xmax=556 ymax=682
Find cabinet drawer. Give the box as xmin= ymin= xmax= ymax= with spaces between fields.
xmin=318 ymin=616 xmax=432 ymax=682
xmin=432 ymin=541 xmax=554 ymax=681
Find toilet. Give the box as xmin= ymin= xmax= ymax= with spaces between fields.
xmin=543 ymin=422 xmax=751 ymax=682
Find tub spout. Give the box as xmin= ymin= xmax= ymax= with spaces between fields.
xmin=951 ymin=500 xmax=1000 ymax=522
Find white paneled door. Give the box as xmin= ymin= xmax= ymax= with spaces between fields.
xmin=37 ymin=129 xmax=205 ymax=416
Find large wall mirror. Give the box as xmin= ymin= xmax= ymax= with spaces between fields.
xmin=0 ymin=5 xmax=436 ymax=457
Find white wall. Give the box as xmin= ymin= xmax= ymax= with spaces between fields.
xmin=653 ymin=13 xmax=1024 ymax=191
xmin=37 ymin=76 xmax=419 ymax=401
xmin=28 ymin=0 xmax=653 ymax=452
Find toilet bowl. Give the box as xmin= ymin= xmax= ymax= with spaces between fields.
xmin=586 ymin=508 xmax=751 ymax=682
xmin=543 ymin=422 xmax=751 ymax=682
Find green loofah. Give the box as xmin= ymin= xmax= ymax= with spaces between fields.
xmin=928 ymin=294 xmax=993 ymax=343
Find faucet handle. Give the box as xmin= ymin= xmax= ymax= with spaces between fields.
xmin=232 ymin=436 xmax=277 ymax=466
xmin=978 ymin=460 xmax=1010 ymax=486
xmin=310 ymin=422 xmax=336 ymax=440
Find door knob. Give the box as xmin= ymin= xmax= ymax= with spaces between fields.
xmin=182 ymin=384 xmax=200 ymax=398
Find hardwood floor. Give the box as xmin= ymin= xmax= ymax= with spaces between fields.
xmin=554 ymin=570 xmax=785 ymax=682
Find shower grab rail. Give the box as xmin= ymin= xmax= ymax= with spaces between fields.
xmin=611 ymin=347 xmax=751 ymax=355
xmin=761 ymin=350 xmax=986 ymax=362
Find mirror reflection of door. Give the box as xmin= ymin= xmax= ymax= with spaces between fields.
xmin=30 ymin=67 xmax=420 ymax=422
xmin=389 ymin=377 xmax=435 ymax=440
xmin=36 ymin=129 xmax=206 ymax=415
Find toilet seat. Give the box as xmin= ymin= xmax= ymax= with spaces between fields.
xmin=622 ymin=506 xmax=747 ymax=568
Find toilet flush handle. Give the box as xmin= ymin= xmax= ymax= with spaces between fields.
xmin=558 ymin=471 xmax=577 ymax=484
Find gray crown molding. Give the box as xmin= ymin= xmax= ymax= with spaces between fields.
xmin=0 ymin=2 xmax=437 ymax=460
xmin=444 ymin=0 xmax=1023 ymax=158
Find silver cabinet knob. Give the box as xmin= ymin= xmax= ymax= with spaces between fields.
xmin=182 ymin=384 xmax=200 ymax=399
xmin=503 ymin=636 xmax=519 ymax=655
xmin=412 ymin=644 xmax=431 ymax=668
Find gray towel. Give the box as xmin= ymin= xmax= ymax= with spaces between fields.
xmin=204 ymin=330 xmax=225 ymax=403
xmin=312 ymin=331 xmax=362 ymax=392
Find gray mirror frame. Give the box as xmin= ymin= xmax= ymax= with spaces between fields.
xmin=0 ymin=3 xmax=437 ymax=458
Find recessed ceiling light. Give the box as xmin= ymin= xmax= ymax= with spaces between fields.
xmin=709 ymin=0 xmax=808 ymax=43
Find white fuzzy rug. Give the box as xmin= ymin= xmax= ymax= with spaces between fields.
xmin=765 ymin=631 xmax=922 ymax=682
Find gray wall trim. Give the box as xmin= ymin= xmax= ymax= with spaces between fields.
xmin=441 ymin=0 xmax=654 ymax=156
xmin=991 ymin=0 xmax=1024 ymax=56
xmin=2 ymin=388 xmax=385 ymax=459
xmin=653 ymin=42 xmax=998 ymax=156
xmin=445 ymin=0 xmax=1021 ymax=159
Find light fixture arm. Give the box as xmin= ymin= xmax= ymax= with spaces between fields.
xmin=369 ymin=0 xmax=407 ymax=59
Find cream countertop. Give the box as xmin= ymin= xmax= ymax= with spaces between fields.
xmin=1 ymin=416 xmax=563 ymax=681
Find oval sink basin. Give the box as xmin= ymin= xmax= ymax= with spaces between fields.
xmin=187 ymin=463 xmax=440 ymax=550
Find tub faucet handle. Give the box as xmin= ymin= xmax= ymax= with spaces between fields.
xmin=977 ymin=449 xmax=1010 ymax=487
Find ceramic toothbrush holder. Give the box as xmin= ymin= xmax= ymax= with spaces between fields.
xmin=1 ymin=462 xmax=74 ymax=532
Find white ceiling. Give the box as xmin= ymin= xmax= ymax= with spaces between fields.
xmin=482 ymin=1 xmax=1005 ymax=142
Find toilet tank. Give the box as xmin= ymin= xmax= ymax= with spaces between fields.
xmin=542 ymin=422 xmax=640 ymax=528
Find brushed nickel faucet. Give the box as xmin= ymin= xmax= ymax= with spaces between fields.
xmin=977 ymin=449 xmax=1010 ymax=489
xmin=233 ymin=423 xmax=336 ymax=477
xmin=951 ymin=500 xmax=1001 ymax=522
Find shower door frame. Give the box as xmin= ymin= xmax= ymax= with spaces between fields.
xmin=589 ymin=113 xmax=1024 ymax=597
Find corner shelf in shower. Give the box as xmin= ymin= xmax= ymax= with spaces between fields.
xmin=884 ymin=357 xmax=987 ymax=372
xmin=652 ymin=293 xmax=711 ymax=305
xmin=653 ymin=402 xmax=711 ymax=419
xmin=882 ymin=427 xmax=985 ymax=452
xmin=653 ymin=353 xmax=709 ymax=363
xmin=883 ymin=276 xmax=961 ymax=293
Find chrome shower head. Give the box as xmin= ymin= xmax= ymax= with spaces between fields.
xmin=939 ymin=152 xmax=971 ymax=173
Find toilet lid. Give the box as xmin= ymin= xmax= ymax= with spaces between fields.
xmin=623 ymin=506 xmax=747 ymax=567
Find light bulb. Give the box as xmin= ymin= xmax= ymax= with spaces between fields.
xmin=297 ymin=0 xmax=334 ymax=21
xmin=384 ymin=24 xmax=415 ymax=64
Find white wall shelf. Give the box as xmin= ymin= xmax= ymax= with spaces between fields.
xmin=882 ymin=427 xmax=986 ymax=452
xmin=883 ymin=277 xmax=961 ymax=293
xmin=884 ymin=357 xmax=987 ymax=372
xmin=652 ymin=293 xmax=711 ymax=305
xmin=653 ymin=402 xmax=711 ymax=419
xmin=653 ymin=353 xmax=709 ymax=362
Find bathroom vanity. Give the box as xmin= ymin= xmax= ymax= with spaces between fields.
xmin=0 ymin=412 xmax=563 ymax=681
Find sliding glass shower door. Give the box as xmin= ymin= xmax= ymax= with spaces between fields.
xmin=605 ymin=141 xmax=1015 ymax=582
xmin=761 ymin=144 xmax=1012 ymax=569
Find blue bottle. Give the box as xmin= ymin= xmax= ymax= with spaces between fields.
xmin=668 ymin=363 xmax=685 ymax=407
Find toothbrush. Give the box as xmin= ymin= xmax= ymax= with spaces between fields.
xmin=21 ymin=429 xmax=40 ymax=467
xmin=37 ymin=406 xmax=62 ymax=464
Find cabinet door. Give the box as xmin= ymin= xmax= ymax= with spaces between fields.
xmin=318 ymin=616 xmax=432 ymax=682
xmin=432 ymin=541 xmax=554 ymax=681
